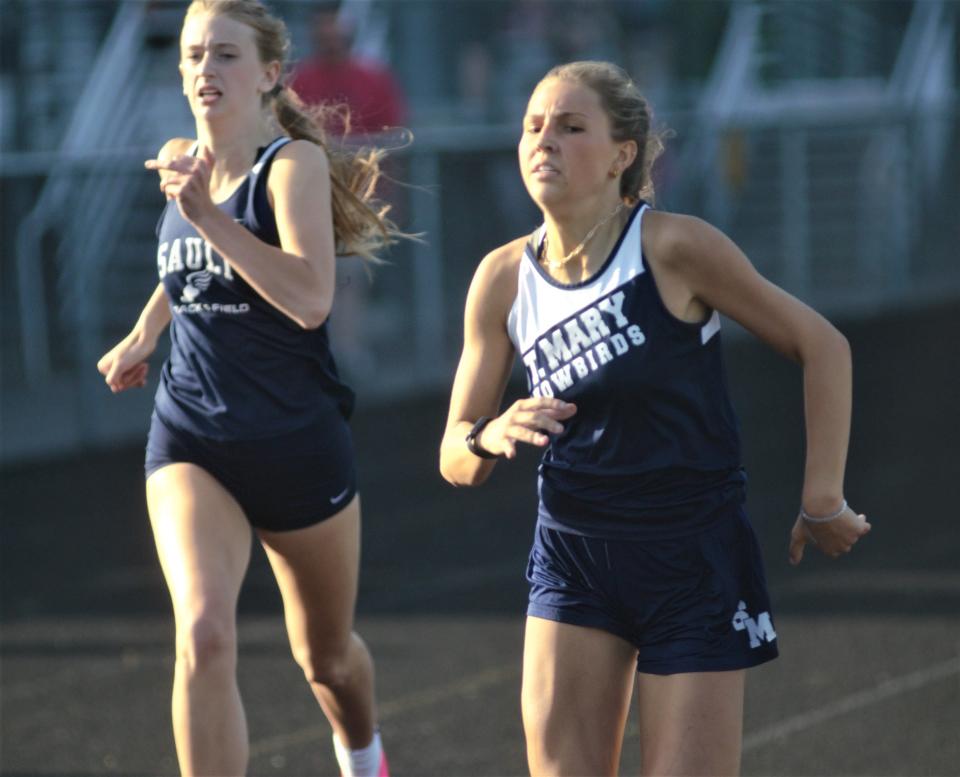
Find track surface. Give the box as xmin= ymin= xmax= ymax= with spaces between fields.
xmin=3 ymin=302 xmax=959 ymax=776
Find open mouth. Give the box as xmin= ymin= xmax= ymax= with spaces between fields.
xmin=197 ymin=86 xmax=222 ymax=103
xmin=532 ymin=163 xmax=560 ymax=176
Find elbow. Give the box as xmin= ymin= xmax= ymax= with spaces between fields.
xmin=439 ymin=458 xmax=468 ymax=487
xmin=439 ymin=464 xmax=462 ymax=487
xmin=297 ymin=302 xmax=332 ymax=331
xmin=836 ymin=329 xmax=851 ymax=357
xmin=826 ymin=326 xmax=851 ymax=365
xmin=442 ymin=469 xmax=491 ymax=488
xmin=296 ymin=280 xmax=334 ymax=330
xmin=439 ymin=449 xmax=491 ymax=488
xmin=800 ymin=322 xmax=851 ymax=367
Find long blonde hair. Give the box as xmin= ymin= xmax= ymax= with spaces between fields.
xmin=183 ymin=0 xmax=402 ymax=261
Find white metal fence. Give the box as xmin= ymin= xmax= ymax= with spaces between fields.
xmin=1 ymin=0 xmax=957 ymax=463
xmin=3 ymin=102 xmax=956 ymax=462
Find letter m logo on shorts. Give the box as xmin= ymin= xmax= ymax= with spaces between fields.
xmin=731 ymin=600 xmax=777 ymax=648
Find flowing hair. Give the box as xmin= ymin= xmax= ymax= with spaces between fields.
xmin=183 ymin=0 xmax=404 ymax=261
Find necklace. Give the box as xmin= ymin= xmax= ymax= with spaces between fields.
xmin=542 ymin=201 xmax=625 ymax=270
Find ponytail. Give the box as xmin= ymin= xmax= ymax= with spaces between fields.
xmin=271 ymin=86 xmax=400 ymax=263
xmin=184 ymin=0 xmax=405 ymax=263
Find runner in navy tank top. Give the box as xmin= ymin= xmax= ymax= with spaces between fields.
xmin=96 ymin=2 xmax=398 ymax=775
xmin=153 ymin=134 xmax=355 ymax=442
xmin=441 ymin=61 xmax=871 ymax=777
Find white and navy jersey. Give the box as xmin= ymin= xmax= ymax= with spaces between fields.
xmin=153 ymin=137 xmax=354 ymax=440
xmin=507 ymin=203 xmax=746 ymax=539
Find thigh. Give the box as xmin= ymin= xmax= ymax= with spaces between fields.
xmin=146 ymin=463 xmax=253 ymax=621
xmin=522 ymin=615 xmax=638 ymax=777
xmin=256 ymin=495 xmax=361 ymax=656
xmin=237 ymin=413 xmax=358 ymax=532
xmin=623 ymin=506 xmax=778 ymax=675
xmin=636 ymin=669 xmax=745 ymax=777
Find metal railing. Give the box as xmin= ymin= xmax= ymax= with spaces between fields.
xmin=3 ymin=108 xmax=958 ymax=463
xmin=2 ymin=1 xmax=958 ymax=463
xmin=15 ymin=2 xmax=148 ymax=386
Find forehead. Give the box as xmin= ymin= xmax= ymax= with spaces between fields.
xmin=525 ymin=78 xmax=603 ymax=117
xmin=181 ymin=12 xmax=257 ymax=49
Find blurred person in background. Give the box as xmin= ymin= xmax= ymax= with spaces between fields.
xmin=291 ymin=2 xmax=407 ymax=381
xmin=96 ymin=1 xmax=402 ymax=774
xmin=440 ymin=60 xmax=870 ymax=776
xmin=291 ymin=2 xmax=405 ymax=136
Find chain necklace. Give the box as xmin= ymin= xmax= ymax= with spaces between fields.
xmin=542 ymin=201 xmax=625 ymax=270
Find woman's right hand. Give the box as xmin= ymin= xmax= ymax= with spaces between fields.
xmin=97 ymin=331 xmax=156 ymax=393
xmin=478 ymin=398 xmax=577 ymax=459
xmin=145 ymin=146 xmax=217 ymax=229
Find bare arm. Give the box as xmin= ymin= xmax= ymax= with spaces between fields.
xmin=146 ymin=140 xmax=336 ymax=329
xmin=131 ymin=282 xmax=173 ymax=345
xmin=97 ymin=282 xmax=171 ymax=392
xmin=439 ymin=239 xmax=575 ymax=486
xmin=652 ymin=212 xmax=869 ymax=563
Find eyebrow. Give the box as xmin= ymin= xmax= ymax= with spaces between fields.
xmin=184 ymin=42 xmax=241 ymax=50
xmin=524 ymin=111 xmax=590 ymax=121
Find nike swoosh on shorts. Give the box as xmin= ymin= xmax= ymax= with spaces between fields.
xmin=330 ymin=486 xmax=350 ymax=505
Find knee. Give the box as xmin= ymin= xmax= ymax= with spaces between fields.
xmin=522 ymin=726 xmax=568 ymax=777
xmin=294 ymin=641 xmax=355 ymax=690
xmin=175 ymin=613 xmax=236 ymax=673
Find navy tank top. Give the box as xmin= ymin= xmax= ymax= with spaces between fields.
xmin=153 ymin=137 xmax=355 ymax=440
xmin=507 ymin=203 xmax=746 ymax=539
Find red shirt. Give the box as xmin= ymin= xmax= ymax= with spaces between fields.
xmin=291 ymin=58 xmax=405 ymax=135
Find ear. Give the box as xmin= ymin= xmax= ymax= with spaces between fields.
xmin=260 ymin=60 xmax=282 ymax=95
xmin=615 ymin=139 xmax=638 ymax=174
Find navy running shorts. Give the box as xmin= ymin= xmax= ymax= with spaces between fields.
xmin=144 ymin=410 xmax=357 ymax=532
xmin=526 ymin=502 xmax=779 ymax=674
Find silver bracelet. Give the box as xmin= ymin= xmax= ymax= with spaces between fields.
xmin=799 ymin=499 xmax=848 ymax=523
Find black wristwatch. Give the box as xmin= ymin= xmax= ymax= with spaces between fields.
xmin=465 ymin=416 xmax=498 ymax=459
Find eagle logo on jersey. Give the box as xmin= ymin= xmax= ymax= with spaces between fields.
xmin=181 ymin=270 xmax=213 ymax=303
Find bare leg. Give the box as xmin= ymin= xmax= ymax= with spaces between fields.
xmin=147 ymin=464 xmax=253 ymax=777
xmin=257 ymin=495 xmax=377 ymax=749
xmin=636 ymin=670 xmax=745 ymax=777
xmin=522 ymin=616 xmax=638 ymax=776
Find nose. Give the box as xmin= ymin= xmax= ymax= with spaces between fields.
xmin=198 ymin=51 xmax=215 ymax=75
xmin=536 ymin=133 xmax=557 ymax=153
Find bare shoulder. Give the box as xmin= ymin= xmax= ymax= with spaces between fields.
xmin=474 ymin=235 xmax=528 ymax=297
xmin=157 ymin=137 xmax=194 ymax=160
xmin=269 ymin=139 xmax=330 ymax=201
xmin=273 ymin=138 xmax=329 ymax=170
xmin=478 ymin=235 xmax=528 ymax=282
xmin=642 ymin=208 xmax=728 ymax=271
xmin=467 ymin=235 xmax=530 ymax=324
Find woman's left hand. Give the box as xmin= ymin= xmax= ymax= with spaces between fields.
xmin=788 ymin=504 xmax=871 ymax=565
xmin=144 ymin=146 xmax=217 ymax=226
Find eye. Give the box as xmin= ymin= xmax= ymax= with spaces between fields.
xmin=217 ymin=52 xmax=237 ymax=60
xmin=564 ymin=125 xmax=584 ymax=133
